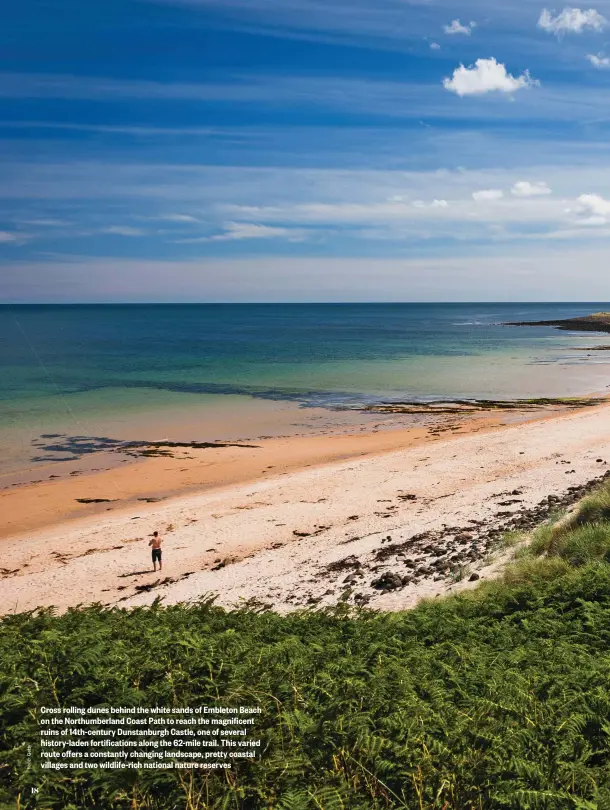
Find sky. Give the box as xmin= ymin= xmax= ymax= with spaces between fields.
xmin=3 ymin=0 xmax=610 ymax=301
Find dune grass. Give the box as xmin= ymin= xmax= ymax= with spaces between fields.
xmin=2 ymin=484 xmax=610 ymax=809
xmin=562 ymin=486 xmax=610 ymax=529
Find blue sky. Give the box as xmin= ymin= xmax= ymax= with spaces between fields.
xmin=4 ymin=0 xmax=610 ymax=300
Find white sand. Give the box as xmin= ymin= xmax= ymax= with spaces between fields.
xmin=2 ymin=403 xmax=610 ymax=615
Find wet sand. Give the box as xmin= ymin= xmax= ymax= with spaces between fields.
xmin=0 ymin=407 xmax=502 ymax=538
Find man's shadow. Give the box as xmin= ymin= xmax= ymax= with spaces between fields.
xmin=117 ymin=570 xmax=152 ymax=578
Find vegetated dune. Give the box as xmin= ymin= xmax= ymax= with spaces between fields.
xmin=2 ymin=480 xmax=610 ymax=809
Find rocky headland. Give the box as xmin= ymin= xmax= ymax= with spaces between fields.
xmin=506 ymin=311 xmax=610 ymax=334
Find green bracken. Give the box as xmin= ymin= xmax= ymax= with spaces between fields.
xmin=3 ymin=485 xmax=610 ymax=809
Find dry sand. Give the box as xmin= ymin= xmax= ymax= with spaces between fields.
xmin=2 ymin=400 xmax=610 ymax=616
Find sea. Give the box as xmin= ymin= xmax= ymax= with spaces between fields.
xmin=1 ymin=303 xmax=610 ymax=475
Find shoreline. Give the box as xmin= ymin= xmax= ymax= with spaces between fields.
xmin=0 ymin=407 xmax=511 ymax=539
xmin=0 ymin=396 xmax=594 ymax=541
xmin=3 ymin=397 xmax=610 ymax=616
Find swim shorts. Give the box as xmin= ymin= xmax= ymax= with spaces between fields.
xmin=152 ymin=548 xmax=162 ymax=563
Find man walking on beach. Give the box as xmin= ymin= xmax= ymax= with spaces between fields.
xmin=149 ymin=531 xmax=163 ymax=572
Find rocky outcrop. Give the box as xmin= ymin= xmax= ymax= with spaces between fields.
xmin=505 ymin=312 xmax=610 ymax=334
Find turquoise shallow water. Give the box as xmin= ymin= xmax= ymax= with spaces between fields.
xmin=1 ymin=303 xmax=610 ymax=471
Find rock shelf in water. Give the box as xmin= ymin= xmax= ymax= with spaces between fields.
xmin=505 ymin=311 xmax=610 ymax=334
xmin=363 ymin=398 xmax=602 ymax=415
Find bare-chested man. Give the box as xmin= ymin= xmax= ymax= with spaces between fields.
xmin=148 ymin=531 xmax=163 ymax=572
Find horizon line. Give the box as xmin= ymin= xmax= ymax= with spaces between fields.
xmin=1 ymin=301 xmax=610 ymax=307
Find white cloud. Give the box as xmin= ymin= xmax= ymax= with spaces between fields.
xmin=575 ymin=193 xmax=610 ymax=223
xmin=10 ymin=163 xmax=607 ymax=253
xmin=0 ymin=231 xmax=22 ymax=242
xmin=587 ymin=52 xmax=610 ymax=66
xmin=443 ymin=19 xmax=477 ymax=35
xmin=472 ymin=189 xmax=504 ymax=201
xmin=157 ymin=213 xmax=199 ymax=222
xmin=22 ymin=218 xmax=67 ymax=227
xmin=443 ymin=58 xmax=538 ymax=96
xmin=223 ymin=197 xmax=573 ymax=248
xmin=538 ymin=7 xmax=606 ymax=35
xmin=102 ymin=226 xmax=146 ymax=237
xmin=511 ymin=181 xmax=552 ymax=197
xmin=579 ymin=215 xmax=608 ymax=225
xmin=176 ymin=222 xmax=302 ymax=243
xmin=413 ymin=199 xmax=449 ymax=208
xmin=213 ymin=222 xmax=296 ymax=241
xmin=430 ymin=42 xmax=441 ymax=50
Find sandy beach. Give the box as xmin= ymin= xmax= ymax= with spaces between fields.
xmin=0 ymin=403 xmax=503 ymax=538
xmin=2 ymin=398 xmax=610 ymax=616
